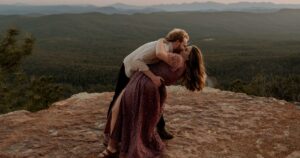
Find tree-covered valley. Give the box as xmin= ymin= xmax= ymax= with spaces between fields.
xmin=0 ymin=9 xmax=299 ymax=114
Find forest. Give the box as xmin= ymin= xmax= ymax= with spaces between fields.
xmin=0 ymin=9 xmax=299 ymax=114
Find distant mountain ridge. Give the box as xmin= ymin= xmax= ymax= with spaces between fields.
xmin=1 ymin=1 xmax=300 ymax=15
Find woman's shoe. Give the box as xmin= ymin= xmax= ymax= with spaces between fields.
xmin=103 ymin=134 xmax=109 ymax=147
xmin=157 ymin=128 xmax=174 ymax=140
xmin=97 ymin=148 xmax=119 ymax=158
xmin=103 ymin=142 xmax=108 ymax=147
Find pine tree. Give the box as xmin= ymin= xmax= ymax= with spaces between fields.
xmin=0 ymin=28 xmax=65 ymax=114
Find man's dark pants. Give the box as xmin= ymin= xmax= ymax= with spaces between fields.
xmin=107 ymin=63 xmax=166 ymax=130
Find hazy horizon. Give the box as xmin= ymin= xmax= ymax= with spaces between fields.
xmin=0 ymin=0 xmax=300 ymax=6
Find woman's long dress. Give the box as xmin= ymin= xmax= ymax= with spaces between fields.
xmin=104 ymin=53 xmax=186 ymax=158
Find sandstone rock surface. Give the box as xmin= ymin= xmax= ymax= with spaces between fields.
xmin=0 ymin=86 xmax=299 ymax=158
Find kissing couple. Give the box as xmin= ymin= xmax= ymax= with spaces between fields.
xmin=98 ymin=28 xmax=206 ymax=158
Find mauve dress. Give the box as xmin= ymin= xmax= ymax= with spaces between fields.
xmin=104 ymin=54 xmax=186 ymax=158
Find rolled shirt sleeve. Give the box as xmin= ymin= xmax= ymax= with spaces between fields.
xmin=133 ymin=58 xmax=150 ymax=72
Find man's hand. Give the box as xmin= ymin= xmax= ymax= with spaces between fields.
xmin=141 ymin=69 xmax=165 ymax=87
xmin=151 ymin=75 xmax=165 ymax=87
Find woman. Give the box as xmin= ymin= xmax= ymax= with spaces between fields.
xmin=98 ymin=42 xmax=206 ymax=158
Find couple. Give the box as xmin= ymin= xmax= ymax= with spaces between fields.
xmin=98 ymin=28 xmax=206 ymax=158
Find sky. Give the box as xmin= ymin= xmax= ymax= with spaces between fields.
xmin=0 ymin=0 xmax=300 ymax=6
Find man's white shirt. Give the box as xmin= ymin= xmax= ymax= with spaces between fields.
xmin=123 ymin=40 xmax=172 ymax=78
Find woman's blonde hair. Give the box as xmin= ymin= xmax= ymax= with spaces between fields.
xmin=165 ymin=28 xmax=189 ymax=42
xmin=181 ymin=45 xmax=206 ymax=91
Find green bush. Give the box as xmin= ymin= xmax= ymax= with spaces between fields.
xmin=0 ymin=28 xmax=66 ymax=114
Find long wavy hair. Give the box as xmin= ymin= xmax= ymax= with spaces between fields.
xmin=181 ymin=45 xmax=206 ymax=91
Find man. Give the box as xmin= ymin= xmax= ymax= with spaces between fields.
xmin=107 ymin=28 xmax=189 ymax=140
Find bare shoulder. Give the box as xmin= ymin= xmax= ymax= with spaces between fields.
xmin=167 ymin=53 xmax=184 ymax=69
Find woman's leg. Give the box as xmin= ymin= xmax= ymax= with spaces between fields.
xmin=107 ymin=64 xmax=130 ymax=118
xmin=99 ymin=89 xmax=125 ymax=157
xmin=110 ymin=89 xmax=125 ymax=135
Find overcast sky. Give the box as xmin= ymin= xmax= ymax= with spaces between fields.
xmin=0 ymin=0 xmax=300 ymax=6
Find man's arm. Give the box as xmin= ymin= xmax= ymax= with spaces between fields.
xmin=156 ymin=38 xmax=170 ymax=63
xmin=156 ymin=38 xmax=182 ymax=70
xmin=133 ymin=59 xmax=164 ymax=87
xmin=142 ymin=69 xmax=164 ymax=87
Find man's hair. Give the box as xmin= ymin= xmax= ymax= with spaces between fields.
xmin=165 ymin=28 xmax=189 ymax=42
